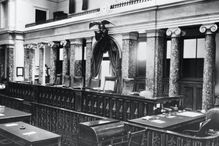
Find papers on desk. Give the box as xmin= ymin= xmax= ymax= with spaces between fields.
xmin=142 ymin=116 xmax=152 ymax=120
xmin=176 ymin=111 xmax=203 ymax=117
xmin=22 ymin=131 xmax=37 ymax=136
xmin=5 ymin=123 xmax=18 ymax=127
xmin=150 ymin=119 xmax=166 ymax=124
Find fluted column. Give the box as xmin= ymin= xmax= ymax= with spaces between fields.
xmin=24 ymin=44 xmax=36 ymax=83
xmin=122 ymin=32 xmax=138 ymax=94
xmin=48 ymin=42 xmax=59 ymax=85
xmin=61 ymin=40 xmax=70 ymax=84
xmin=200 ymin=24 xmax=218 ymax=110
xmin=85 ymin=38 xmax=92 ymax=86
xmin=69 ymin=39 xmax=83 ymax=86
xmin=166 ymin=27 xmax=182 ymax=97
xmin=38 ymin=43 xmax=47 ymax=85
xmin=6 ymin=45 xmax=14 ymax=81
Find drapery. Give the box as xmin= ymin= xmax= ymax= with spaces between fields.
xmin=89 ymin=35 xmax=121 ymax=93
xmin=82 ymin=0 xmax=88 ymax=10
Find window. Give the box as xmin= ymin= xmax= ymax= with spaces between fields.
xmin=35 ymin=9 xmax=47 ymax=23
xmin=182 ymin=38 xmax=204 ymax=79
xmin=69 ymin=0 xmax=75 ymax=14
xmin=163 ymin=40 xmax=171 ymax=78
xmin=136 ymin=41 xmax=146 ymax=77
xmin=163 ymin=38 xmax=204 ymax=79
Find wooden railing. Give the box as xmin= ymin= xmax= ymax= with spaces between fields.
xmin=31 ymin=102 xmax=104 ymax=146
xmin=4 ymin=82 xmax=183 ymax=121
xmin=125 ymin=122 xmax=219 ymax=146
xmin=5 ymin=82 xmax=183 ymax=119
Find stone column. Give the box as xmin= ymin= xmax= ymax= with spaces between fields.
xmin=146 ymin=30 xmax=166 ymax=96
xmin=69 ymin=39 xmax=83 ymax=86
xmin=6 ymin=45 xmax=14 ymax=81
xmin=200 ymin=24 xmax=218 ymax=110
xmin=85 ymin=37 xmax=92 ymax=86
xmin=24 ymin=44 xmax=36 ymax=83
xmin=61 ymin=40 xmax=69 ymax=84
xmin=48 ymin=42 xmax=59 ymax=85
xmin=38 ymin=43 xmax=47 ymax=85
xmin=166 ymin=27 xmax=182 ymax=97
xmin=122 ymin=32 xmax=138 ymax=79
xmin=122 ymin=32 xmax=138 ymax=93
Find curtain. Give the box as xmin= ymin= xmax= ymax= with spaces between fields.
xmin=107 ymin=36 xmax=122 ymax=93
xmin=89 ymin=35 xmax=122 ymax=93
xmin=82 ymin=0 xmax=88 ymax=10
xmin=69 ymin=0 xmax=75 ymax=14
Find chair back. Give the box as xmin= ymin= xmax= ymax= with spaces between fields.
xmin=64 ymin=75 xmax=71 ymax=87
xmin=197 ymin=107 xmax=219 ymax=136
xmin=103 ymin=76 xmax=117 ymax=93
xmin=206 ymin=107 xmax=219 ymax=130
xmin=127 ymin=129 xmax=147 ymax=146
xmin=122 ymin=78 xmax=134 ymax=95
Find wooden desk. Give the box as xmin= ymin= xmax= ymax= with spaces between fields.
xmin=0 ymin=107 xmax=31 ymax=124
xmin=0 ymin=122 xmax=61 ymax=146
xmin=128 ymin=111 xmax=205 ymax=130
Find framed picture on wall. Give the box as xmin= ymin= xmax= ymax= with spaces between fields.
xmin=16 ymin=67 xmax=24 ymax=77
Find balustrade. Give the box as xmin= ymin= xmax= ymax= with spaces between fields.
xmin=110 ymin=0 xmax=152 ymax=9
xmin=125 ymin=123 xmax=219 ymax=146
xmin=31 ymin=102 xmax=104 ymax=146
xmin=3 ymin=82 xmax=183 ymax=122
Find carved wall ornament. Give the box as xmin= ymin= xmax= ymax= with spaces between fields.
xmin=200 ymin=24 xmax=218 ymax=34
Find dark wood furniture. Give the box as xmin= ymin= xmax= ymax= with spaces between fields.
xmin=79 ymin=119 xmax=126 ymax=146
xmin=0 ymin=107 xmax=31 ymax=124
xmin=0 ymin=121 xmax=61 ymax=146
xmin=128 ymin=111 xmax=205 ymax=130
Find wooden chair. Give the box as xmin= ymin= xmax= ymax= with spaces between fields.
xmin=72 ymin=76 xmax=82 ymax=88
xmin=183 ymin=107 xmax=219 ymax=137
xmin=89 ymin=78 xmax=101 ymax=89
xmin=122 ymin=78 xmax=134 ymax=95
xmin=127 ymin=129 xmax=147 ymax=146
xmin=103 ymin=76 xmax=117 ymax=93
xmin=63 ymin=75 xmax=71 ymax=87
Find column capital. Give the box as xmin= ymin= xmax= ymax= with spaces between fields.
xmin=60 ymin=40 xmax=70 ymax=48
xmin=166 ymin=27 xmax=182 ymax=37
xmin=146 ymin=29 xmax=166 ymax=38
xmin=37 ymin=42 xmax=48 ymax=49
xmin=24 ymin=43 xmax=37 ymax=49
xmin=48 ymin=41 xmax=60 ymax=48
xmin=70 ymin=39 xmax=83 ymax=45
xmin=200 ymin=24 xmax=218 ymax=34
xmin=85 ymin=37 xmax=93 ymax=44
xmin=122 ymin=32 xmax=139 ymax=40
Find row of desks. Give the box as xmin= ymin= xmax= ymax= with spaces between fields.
xmin=0 ymin=106 xmax=61 ymax=146
xmin=128 ymin=110 xmax=205 ymax=131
